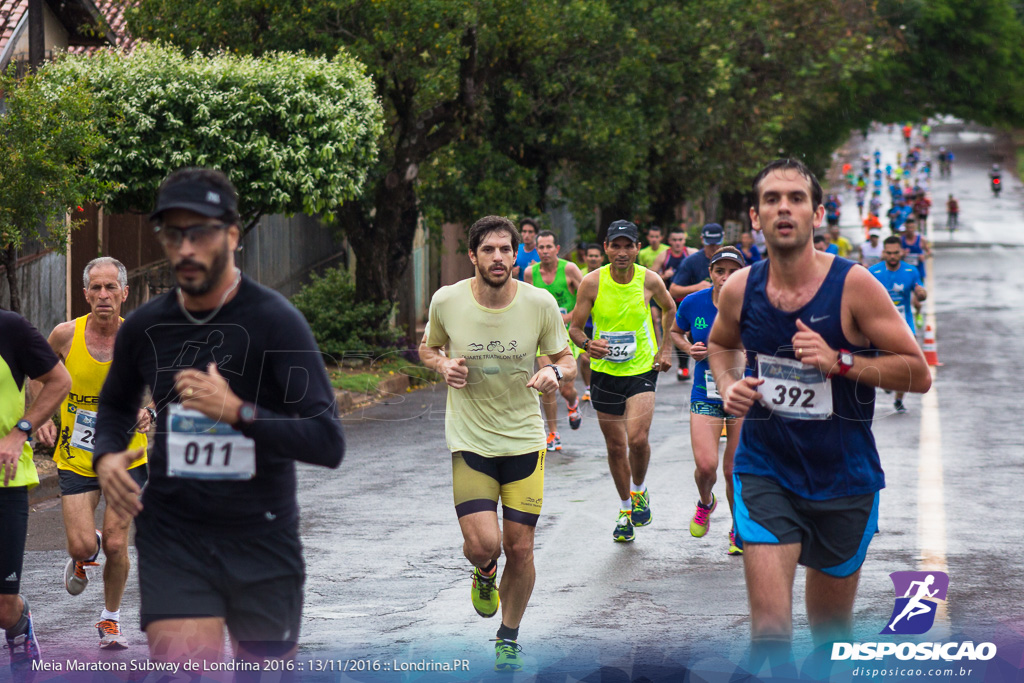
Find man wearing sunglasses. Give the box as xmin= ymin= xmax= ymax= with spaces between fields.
xmin=92 ymin=168 xmax=345 ymax=672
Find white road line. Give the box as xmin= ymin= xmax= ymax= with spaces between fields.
xmin=919 ymin=244 xmax=949 ymax=634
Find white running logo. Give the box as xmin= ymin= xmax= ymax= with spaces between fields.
xmin=4 ymin=572 xmax=17 ymax=582
xmin=887 ymin=574 xmax=939 ymax=632
xmin=810 ymin=314 xmax=830 ymax=323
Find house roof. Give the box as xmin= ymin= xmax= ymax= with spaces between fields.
xmin=0 ymin=0 xmax=135 ymax=69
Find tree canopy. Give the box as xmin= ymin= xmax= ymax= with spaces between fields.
xmin=125 ymin=0 xmax=1024 ymax=304
xmin=0 ymin=68 xmax=109 ymax=313
xmin=42 ymin=44 xmax=383 ymax=230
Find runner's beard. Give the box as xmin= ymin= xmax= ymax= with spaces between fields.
xmin=477 ymin=264 xmax=511 ymax=288
xmin=176 ymin=242 xmax=231 ymax=296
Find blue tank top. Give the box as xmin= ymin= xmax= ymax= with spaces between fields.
xmin=734 ymin=257 xmax=884 ymax=499
xmin=901 ymin=233 xmax=926 ymax=278
xmin=675 ymin=288 xmax=719 ymax=403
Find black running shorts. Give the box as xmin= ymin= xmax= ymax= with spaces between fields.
xmin=0 ymin=487 xmax=28 ymax=595
xmin=452 ymin=450 xmax=544 ymax=527
xmin=135 ymin=513 xmax=305 ymax=649
xmin=589 ymin=369 xmax=658 ymax=416
xmin=59 ymin=464 xmax=148 ymax=496
xmin=733 ymin=473 xmax=879 ymax=577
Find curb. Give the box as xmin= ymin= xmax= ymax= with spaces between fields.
xmin=29 ymin=472 xmax=60 ymax=506
xmin=336 ymin=373 xmax=413 ymax=414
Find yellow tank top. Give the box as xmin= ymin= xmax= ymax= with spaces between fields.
xmin=56 ymin=315 xmax=147 ymax=476
xmin=590 ymin=265 xmax=657 ymax=376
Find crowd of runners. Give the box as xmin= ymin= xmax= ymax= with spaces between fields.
xmin=2 ymin=140 xmax=942 ymax=679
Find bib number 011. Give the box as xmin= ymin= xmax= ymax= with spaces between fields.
xmin=166 ymin=404 xmax=256 ymax=480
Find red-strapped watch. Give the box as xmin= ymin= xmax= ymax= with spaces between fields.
xmin=837 ymin=349 xmax=854 ymax=377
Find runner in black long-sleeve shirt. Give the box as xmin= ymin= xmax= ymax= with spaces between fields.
xmin=93 ymin=168 xmax=344 ymax=672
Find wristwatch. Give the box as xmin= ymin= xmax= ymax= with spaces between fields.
xmin=837 ymin=349 xmax=855 ymax=377
xmin=15 ymin=419 xmax=32 ymax=440
xmin=234 ymin=402 xmax=257 ymax=429
xmin=582 ymin=339 xmax=591 ymax=352
xmin=145 ymin=406 xmax=157 ymax=423
xmin=545 ymin=364 xmax=563 ymax=382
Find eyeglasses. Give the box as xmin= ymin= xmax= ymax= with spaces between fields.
xmin=154 ymin=222 xmax=229 ymax=247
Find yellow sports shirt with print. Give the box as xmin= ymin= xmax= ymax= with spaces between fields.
xmin=426 ymin=279 xmax=568 ymax=457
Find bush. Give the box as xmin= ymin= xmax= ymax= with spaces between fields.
xmin=292 ymin=266 xmax=400 ymax=358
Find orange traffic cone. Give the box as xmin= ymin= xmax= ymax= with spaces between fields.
xmin=922 ymin=324 xmax=942 ymax=366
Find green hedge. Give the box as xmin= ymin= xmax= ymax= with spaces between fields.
xmin=292 ymin=266 xmax=400 ymax=358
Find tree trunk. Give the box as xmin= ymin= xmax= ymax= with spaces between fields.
xmin=347 ymin=173 xmax=419 ymax=307
xmin=1 ymin=245 xmax=22 ymax=313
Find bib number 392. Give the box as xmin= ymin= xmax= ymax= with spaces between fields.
xmin=599 ymin=331 xmax=637 ymax=363
xmin=166 ymin=404 xmax=256 ymax=480
xmin=757 ymin=355 xmax=833 ymax=420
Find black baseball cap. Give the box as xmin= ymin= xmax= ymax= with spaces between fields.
xmin=606 ymin=220 xmax=640 ymax=243
xmin=150 ymin=178 xmax=238 ymax=222
xmin=701 ymin=223 xmax=724 ymax=245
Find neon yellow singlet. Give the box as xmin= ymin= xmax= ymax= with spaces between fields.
xmin=56 ymin=315 xmax=147 ymax=477
xmin=0 ymin=359 xmax=37 ymax=489
xmin=589 ymin=265 xmax=657 ymax=376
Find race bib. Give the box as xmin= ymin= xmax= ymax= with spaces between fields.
xmin=70 ymin=408 xmax=98 ymax=452
xmin=599 ymin=331 xmax=637 ymax=363
xmin=704 ymin=370 xmax=721 ymax=400
xmin=166 ymin=404 xmax=256 ymax=480
xmin=757 ymin=355 xmax=833 ymax=420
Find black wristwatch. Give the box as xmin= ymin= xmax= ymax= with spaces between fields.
xmin=15 ymin=419 xmax=32 ymax=442
xmin=582 ymin=339 xmax=591 ymax=352
xmin=145 ymin=406 xmax=157 ymax=423
xmin=545 ymin=364 xmax=563 ymax=382
xmin=234 ymin=402 xmax=257 ymax=429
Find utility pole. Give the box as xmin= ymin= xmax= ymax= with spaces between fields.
xmin=28 ymin=0 xmax=44 ymax=72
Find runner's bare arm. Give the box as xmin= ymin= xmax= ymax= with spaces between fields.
xmin=26 ymin=322 xmax=75 ymax=445
xmin=793 ymin=268 xmax=930 ymax=393
xmin=668 ymin=321 xmax=696 ymax=357
xmin=1 ymin=361 xmax=71 ymax=485
xmin=565 ymin=262 xmax=584 ymax=295
xmin=669 ymin=279 xmax=711 ymax=301
xmin=647 ymin=269 xmax=676 ymax=371
xmin=708 ymin=270 xmax=763 ymax=417
xmin=835 ymin=267 xmax=931 ymax=394
xmin=419 ymin=340 xmax=468 ymax=389
xmin=527 ymin=345 xmax=577 ymax=394
xmin=568 ymin=271 xmax=601 ymax=355
xmin=523 ymin=264 xmax=533 ymax=284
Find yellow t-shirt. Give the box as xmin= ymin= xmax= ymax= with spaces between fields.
xmin=426 ymin=279 xmax=568 ymax=457
xmin=834 ymin=236 xmax=853 ymax=258
xmin=637 ymin=244 xmax=669 ymax=269
xmin=55 ymin=315 xmax=147 ymax=477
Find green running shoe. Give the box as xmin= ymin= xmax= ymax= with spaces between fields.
xmin=630 ymin=489 xmax=652 ymax=527
xmin=689 ymin=493 xmax=717 ymax=538
xmin=728 ymin=528 xmax=743 ymax=556
xmin=471 ymin=567 xmax=499 ymax=618
xmin=493 ymin=638 xmax=523 ymax=672
xmin=612 ymin=510 xmax=634 ymax=542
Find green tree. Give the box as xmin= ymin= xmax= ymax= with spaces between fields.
xmin=126 ymin=0 xmax=639 ymax=305
xmin=0 ymin=68 xmax=109 ymax=313
xmin=42 ymin=44 xmax=383 ymax=231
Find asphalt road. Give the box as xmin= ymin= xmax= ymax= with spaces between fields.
xmin=14 ymin=122 xmax=1024 ymax=683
